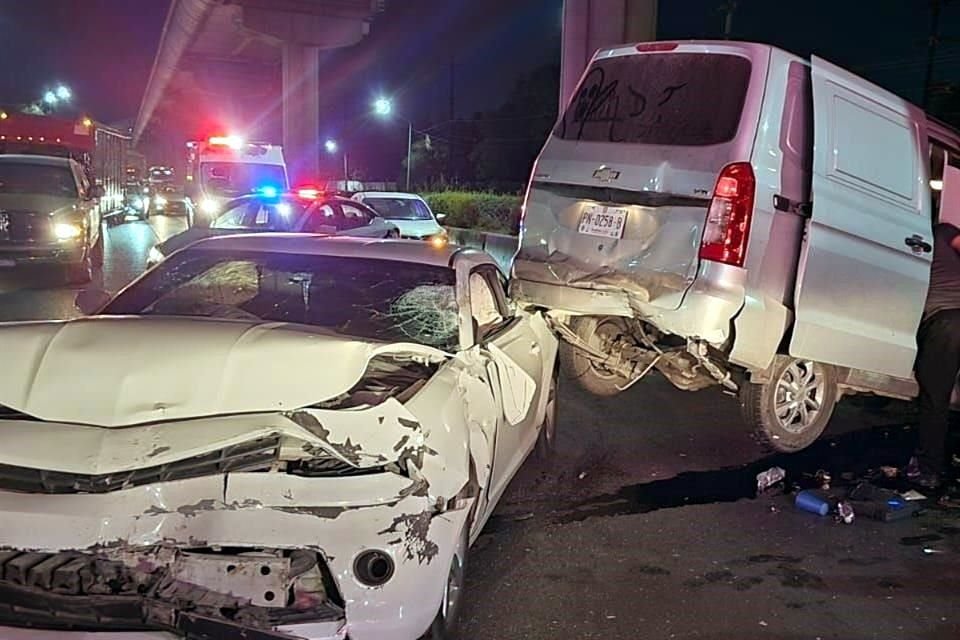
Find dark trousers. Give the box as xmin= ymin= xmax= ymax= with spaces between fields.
xmin=916 ymin=309 xmax=960 ymax=474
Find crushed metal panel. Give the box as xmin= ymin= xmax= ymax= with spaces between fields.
xmin=172 ymin=550 xmax=290 ymax=607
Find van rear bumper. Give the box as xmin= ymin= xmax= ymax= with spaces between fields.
xmin=512 ymin=259 xmax=746 ymax=346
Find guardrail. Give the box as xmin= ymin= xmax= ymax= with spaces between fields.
xmin=445 ymin=227 xmax=519 ymax=275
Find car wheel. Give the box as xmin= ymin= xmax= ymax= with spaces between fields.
xmin=536 ymin=369 xmax=558 ymax=459
xmin=559 ymin=316 xmax=631 ymax=396
xmin=425 ymin=526 xmax=468 ymax=640
xmin=740 ymin=357 xmax=838 ymax=453
xmin=65 ymin=252 xmax=92 ymax=285
xmin=90 ymin=230 xmax=105 ymax=268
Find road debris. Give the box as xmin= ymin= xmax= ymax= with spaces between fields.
xmin=795 ymin=490 xmax=830 ymax=516
xmin=756 ymin=467 xmax=786 ymax=495
xmin=836 ymin=501 xmax=855 ymax=524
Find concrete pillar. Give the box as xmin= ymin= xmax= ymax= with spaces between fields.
xmin=561 ymin=0 xmax=658 ymax=110
xmin=282 ymin=43 xmax=321 ymax=184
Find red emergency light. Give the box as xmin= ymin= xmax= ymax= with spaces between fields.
xmin=295 ymin=186 xmax=323 ymax=200
xmin=208 ymin=135 xmax=243 ymax=150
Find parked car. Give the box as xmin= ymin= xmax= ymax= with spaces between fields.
xmin=0 ymin=154 xmax=103 ymax=283
xmin=352 ymin=191 xmax=447 ymax=244
xmin=0 ymin=235 xmax=558 ymax=640
xmin=512 ymin=40 xmax=952 ymax=452
xmin=147 ymin=192 xmax=398 ymax=266
xmin=152 ymin=183 xmax=191 ymax=219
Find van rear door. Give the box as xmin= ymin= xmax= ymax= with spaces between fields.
xmin=513 ymin=42 xmax=769 ymax=314
xmin=789 ymin=57 xmax=932 ymax=379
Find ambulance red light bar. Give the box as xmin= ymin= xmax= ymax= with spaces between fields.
xmin=208 ymin=135 xmax=243 ymax=150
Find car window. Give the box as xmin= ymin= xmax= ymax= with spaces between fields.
xmin=212 ymin=202 xmax=255 ymax=229
xmin=340 ymin=203 xmax=375 ymax=231
xmin=555 ymin=53 xmax=751 ymax=146
xmin=470 ymin=272 xmax=505 ymax=333
xmin=102 ymin=250 xmax=461 ymax=351
xmin=363 ymin=197 xmax=433 ymax=221
xmin=301 ymin=204 xmax=343 ymax=233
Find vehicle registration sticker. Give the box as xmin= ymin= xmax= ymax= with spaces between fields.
xmin=0 ymin=259 xmax=14 ymax=268
xmin=578 ymin=206 xmax=627 ymax=239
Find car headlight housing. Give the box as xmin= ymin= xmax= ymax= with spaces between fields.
xmin=148 ymin=246 xmax=165 ymax=265
xmin=200 ymin=198 xmax=219 ymax=215
xmin=54 ymin=222 xmax=83 ymax=241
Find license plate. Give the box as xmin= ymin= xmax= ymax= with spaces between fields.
xmin=578 ymin=206 xmax=627 ymax=239
xmin=0 ymin=259 xmax=15 ymax=268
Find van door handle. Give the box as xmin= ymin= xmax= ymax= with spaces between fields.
xmin=905 ymin=235 xmax=933 ymax=253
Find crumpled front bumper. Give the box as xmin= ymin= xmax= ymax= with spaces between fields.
xmin=0 ymin=471 xmax=469 ymax=640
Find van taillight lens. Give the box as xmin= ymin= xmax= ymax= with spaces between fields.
xmin=699 ymin=162 xmax=755 ymax=268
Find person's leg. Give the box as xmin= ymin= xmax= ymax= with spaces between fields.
xmin=916 ymin=309 xmax=960 ymax=480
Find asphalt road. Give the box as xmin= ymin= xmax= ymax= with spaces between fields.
xmin=1 ymin=216 xmax=958 ymax=640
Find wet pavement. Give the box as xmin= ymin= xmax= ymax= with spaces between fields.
xmin=1 ymin=217 xmax=958 ymax=639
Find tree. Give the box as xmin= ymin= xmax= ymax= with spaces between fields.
xmin=402 ymin=136 xmax=450 ymax=187
xmin=469 ymin=63 xmax=559 ymax=190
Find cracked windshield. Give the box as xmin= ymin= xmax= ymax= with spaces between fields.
xmin=1 ymin=2 xmax=959 ymax=640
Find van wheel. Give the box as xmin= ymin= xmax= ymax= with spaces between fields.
xmin=740 ymin=358 xmax=838 ymax=453
xmin=90 ymin=231 xmax=104 ymax=268
xmin=559 ymin=316 xmax=631 ymax=396
xmin=65 ymin=253 xmax=92 ymax=285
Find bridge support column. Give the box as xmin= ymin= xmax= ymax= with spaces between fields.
xmin=561 ymin=0 xmax=658 ymax=109
xmin=282 ymin=43 xmax=321 ymax=185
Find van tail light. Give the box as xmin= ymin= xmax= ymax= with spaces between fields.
xmin=698 ymin=162 xmax=756 ymax=268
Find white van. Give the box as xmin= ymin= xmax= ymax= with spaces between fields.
xmin=185 ymin=137 xmax=289 ymax=226
xmin=512 ymin=40 xmax=958 ymax=452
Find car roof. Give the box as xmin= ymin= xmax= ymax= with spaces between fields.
xmin=0 ymin=154 xmax=73 ymax=167
xmin=185 ymin=233 xmax=493 ymax=270
xmin=354 ymin=191 xmax=426 ymax=200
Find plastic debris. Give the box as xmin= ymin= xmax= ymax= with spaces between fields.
xmin=796 ymin=489 xmax=830 ymax=516
xmin=578 ymin=472 xmax=587 ymax=480
xmin=756 ymin=466 xmax=786 ymax=495
xmin=880 ymin=465 xmax=899 ymax=478
xmin=815 ymin=469 xmax=832 ymax=490
xmin=900 ymin=489 xmax=927 ymax=501
xmin=836 ymin=501 xmax=855 ymax=524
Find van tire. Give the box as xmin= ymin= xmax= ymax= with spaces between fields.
xmin=560 ymin=316 xmax=630 ymax=397
xmin=740 ymin=357 xmax=838 ymax=453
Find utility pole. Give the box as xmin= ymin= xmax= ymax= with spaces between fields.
xmin=447 ymin=50 xmax=456 ymax=183
xmin=719 ymin=0 xmax=738 ymax=39
xmin=924 ymin=0 xmax=944 ymax=109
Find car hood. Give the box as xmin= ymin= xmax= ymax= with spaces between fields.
xmin=0 ymin=316 xmax=448 ymax=427
xmin=156 ymin=227 xmax=250 ymax=255
xmin=387 ymin=219 xmax=444 ymax=238
xmin=0 ymin=194 xmax=77 ymax=214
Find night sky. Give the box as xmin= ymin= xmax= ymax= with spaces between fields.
xmin=0 ymin=1 xmax=959 ymax=166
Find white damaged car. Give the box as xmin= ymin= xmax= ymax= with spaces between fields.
xmin=0 ymin=235 xmax=558 ymax=640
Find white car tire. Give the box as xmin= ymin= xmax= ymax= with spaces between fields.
xmin=740 ymin=357 xmax=838 ymax=453
xmin=424 ymin=524 xmax=469 ymax=640
xmin=535 ymin=370 xmax=559 ymax=459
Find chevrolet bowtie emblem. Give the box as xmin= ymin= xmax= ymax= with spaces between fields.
xmin=592 ymin=166 xmax=621 ymax=183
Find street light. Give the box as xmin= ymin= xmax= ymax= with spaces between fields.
xmin=372 ymin=96 xmax=413 ymax=190
xmin=43 ymin=91 xmax=58 ymax=106
xmin=325 ymin=139 xmax=348 ymax=184
xmin=55 ymin=85 xmax=71 ymax=101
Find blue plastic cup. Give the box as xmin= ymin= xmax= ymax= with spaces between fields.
xmin=795 ymin=490 xmax=830 ymax=516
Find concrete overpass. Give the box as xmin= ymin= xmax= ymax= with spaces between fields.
xmin=134 ymin=0 xmax=655 ymax=183
xmin=134 ymin=0 xmax=385 ymax=182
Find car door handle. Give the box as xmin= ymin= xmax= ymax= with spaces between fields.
xmin=905 ymin=235 xmax=933 ymax=253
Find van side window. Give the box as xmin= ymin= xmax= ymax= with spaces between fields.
xmin=931 ymin=141 xmax=960 ymax=226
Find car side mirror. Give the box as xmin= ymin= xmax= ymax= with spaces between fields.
xmin=75 ymin=288 xmax=112 ymax=315
xmin=88 ymin=185 xmax=104 ymax=200
xmin=436 ymin=213 xmax=447 ymax=222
